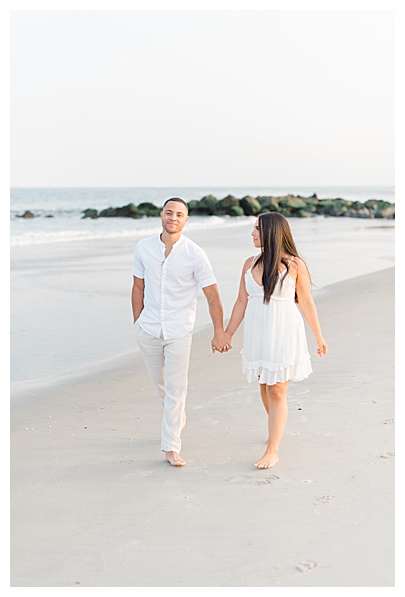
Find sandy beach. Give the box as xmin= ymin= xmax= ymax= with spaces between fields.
xmin=10 ymin=219 xmax=395 ymax=587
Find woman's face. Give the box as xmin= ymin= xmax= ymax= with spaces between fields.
xmin=251 ymin=219 xmax=262 ymax=248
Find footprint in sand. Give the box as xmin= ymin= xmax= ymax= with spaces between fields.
xmin=228 ymin=475 xmax=250 ymax=484
xmin=256 ymin=475 xmax=280 ymax=486
xmin=316 ymin=495 xmax=335 ymax=504
xmin=296 ymin=560 xmax=319 ymax=573
xmin=228 ymin=474 xmax=280 ymax=485
xmin=381 ymin=451 xmax=395 ymax=459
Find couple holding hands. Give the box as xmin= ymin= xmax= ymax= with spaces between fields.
xmin=131 ymin=198 xmax=327 ymax=468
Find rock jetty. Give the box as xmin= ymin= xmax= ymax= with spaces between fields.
xmin=81 ymin=194 xmax=394 ymax=219
xmin=16 ymin=194 xmax=395 ymax=220
xmin=81 ymin=202 xmax=160 ymax=219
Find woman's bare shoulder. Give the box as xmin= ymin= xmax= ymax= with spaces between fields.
xmin=291 ymin=255 xmax=307 ymax=270
xmin=242 ymin=256 xmax=256 ymax=271
xmin=292 ymin=256 xmax=311 ymax=283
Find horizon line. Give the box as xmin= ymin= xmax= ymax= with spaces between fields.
xmin=10 ymin=184 xmax=395 ymax=189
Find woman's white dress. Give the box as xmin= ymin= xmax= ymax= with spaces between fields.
xmin=241 ymin=265 xmax=313 ymax=385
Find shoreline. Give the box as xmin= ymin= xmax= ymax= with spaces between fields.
xmin=10 ymin=217 xmax=395 ymax=387
xmin=11 ymin=268 xmax=395 ymax=586
xmin=11 ymin=264 xmax=394 ymax=402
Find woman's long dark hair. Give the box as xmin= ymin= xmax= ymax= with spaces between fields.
xmin=253 ymin=212 xmax=307 ymax=304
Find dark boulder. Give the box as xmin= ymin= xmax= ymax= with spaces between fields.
xmin=82 ymin=208 xmax=98 ymax=219
xmin=194 ymin=195 xmax=218 ymax=215
xmin=375 ymin=205 xmax=395 ymax=219
xmin=17 ymin=210 xmax=35 ymax=218
xmin=257 ymin=196 xmax=279 ymax=210
xmin=278 ymin=197 xmax=307 ymax=213
xmin=187 ymin=200 xmax=199 ymax=214
xmin=213 ymin=195 xmax=240 ymax=215
xmin=365 ymin=199 xmax=392 ymax=211
xmin=227 ymin=205 xmax=245 ymax=217
xmin=221 ymin=195 xmax=239 ymax=207
xmin=137 ymin=202 xmax=160 ymax=217
xmin=239 ymin=196 xmax=261 ymax=216
xmin=116 ymin=204 xmax=142 ymax=218
xmin=99 ymin=207 xmax=118 ymax=217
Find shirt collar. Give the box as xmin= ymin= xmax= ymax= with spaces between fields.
xmin=158 ymin=233 xmax=186 ymax=252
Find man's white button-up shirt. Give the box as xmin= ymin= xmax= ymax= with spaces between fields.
xmin=132 ymin=234 xmax=217 ymax=339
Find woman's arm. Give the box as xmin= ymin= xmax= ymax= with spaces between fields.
xmin=225 ymin=258 xmax=251 ymax=341
xmin=295 ymin=259 xmax=328 ymax=357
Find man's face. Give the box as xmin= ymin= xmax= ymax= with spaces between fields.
xmin=160 ymin=201 xmax=189 ymax=235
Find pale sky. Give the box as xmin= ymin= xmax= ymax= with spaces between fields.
xmin=10 ymin=8 xmax=395 ymax=187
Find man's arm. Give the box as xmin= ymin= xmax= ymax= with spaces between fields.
xmin=202 ymin=284 xmax=231 ymax=352
xmin=131 ymin=276 xmax=145 ymax=323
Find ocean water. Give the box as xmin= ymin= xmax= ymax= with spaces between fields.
xmin=10 ymin=186 xmax=394 ymax=247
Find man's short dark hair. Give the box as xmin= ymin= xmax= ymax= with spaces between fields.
xmin=162 ymin=197 xmax=189 ymax=212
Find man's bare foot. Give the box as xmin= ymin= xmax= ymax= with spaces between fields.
xmin=255 ymin=449 xmax=279 ymax=469
xmin=165 ymin=451 xmax=186 ymax=467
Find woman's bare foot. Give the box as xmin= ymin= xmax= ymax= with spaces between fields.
xmin=165 ymin=451 xmax=186 ymax=467
xmin=255 ymin=449 xmax=279 ymax=469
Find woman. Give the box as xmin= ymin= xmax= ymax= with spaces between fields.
xmin=224 ymin=212 xmax=327 ymax=469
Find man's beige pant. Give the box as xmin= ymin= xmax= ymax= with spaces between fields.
xmin=135 ymin=322 xmax=193 ymax=453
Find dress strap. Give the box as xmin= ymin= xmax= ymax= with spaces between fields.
xmin=287 ymin=256 xmax=295 ymax=265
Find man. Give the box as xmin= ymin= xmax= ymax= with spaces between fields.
xmin=131 ymin=197 xmax=231 ymax=466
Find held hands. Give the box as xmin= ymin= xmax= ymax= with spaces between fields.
xmin=211 ymin=331 xmax=232 ymax=354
